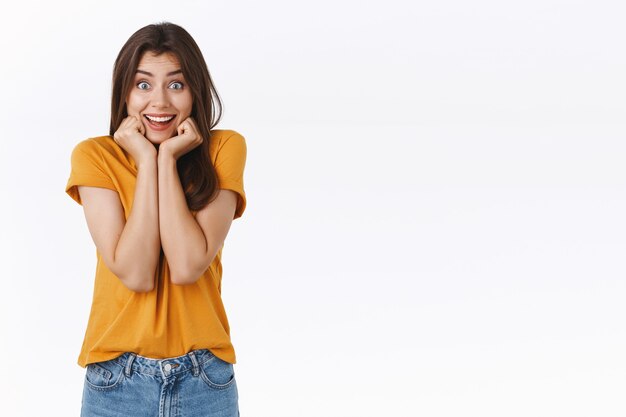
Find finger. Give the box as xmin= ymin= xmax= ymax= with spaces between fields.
xmin=184 ymin=118 xmax=197 ymax=133
xmin=178 ymin=122 xmax=188 ymax=136
xmin=131 ymin=115 xmax=141 ymax=126
xmin=122 ymin=117 xmax=133 ymax=130
xmin=189 ymin=122 xmax=202 ymax=143
xmin=187 ymin=120 xmax=198 ymax=133
xmin=132 ymin=117 xmax=145 ymax=134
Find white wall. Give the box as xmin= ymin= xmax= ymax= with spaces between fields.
xmin=1 ymin=0 xmax=625 ymax=416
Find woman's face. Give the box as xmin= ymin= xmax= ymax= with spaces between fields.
xmin=126 ymin=51 xmax=193 ymax=144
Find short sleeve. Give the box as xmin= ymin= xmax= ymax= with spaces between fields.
xmin=214 ymin=133 xmax=247 ymax=219
xmin=65 ymin=140 xmax=117 ymax=206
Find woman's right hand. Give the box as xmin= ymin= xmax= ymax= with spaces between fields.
xmin=113 ymin=116 xmax=157 ymax=166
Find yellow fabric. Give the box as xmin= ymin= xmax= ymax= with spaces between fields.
xmin=65 ymin=129 xmax=246 ymax=368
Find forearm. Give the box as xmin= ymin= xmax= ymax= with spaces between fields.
xmin=158 ymin=153 xmax=208 ymax=284
xmin=113 ymin=156 xmax=161 ymax=292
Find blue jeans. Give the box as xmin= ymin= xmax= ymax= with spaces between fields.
xmin=81 ymin=349 xmax=239 ymax=417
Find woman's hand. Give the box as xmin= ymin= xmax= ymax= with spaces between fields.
xmin=113 ymin=116 xmax=157 ymax=166
xmin=159 ymin=117 xmax=204 ymax=161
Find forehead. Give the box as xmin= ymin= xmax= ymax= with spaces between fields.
xmin=137 ymin=51 xmax=181 ymax=72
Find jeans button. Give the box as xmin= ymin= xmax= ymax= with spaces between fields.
xmin=163 ymin=363 xmax=172 ymax=372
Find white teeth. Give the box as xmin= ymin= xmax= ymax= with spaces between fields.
xmin=145 ymin=115 xmax=174 ymax=122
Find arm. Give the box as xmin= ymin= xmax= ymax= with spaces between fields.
xmin=78 ymin=155 xmax=161 ymax=293
xmin=157 ymin=151 xmax=237 ymax=285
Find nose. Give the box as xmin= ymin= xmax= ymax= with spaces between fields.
xmin=151 ymin=86 xmax=170 ymax=108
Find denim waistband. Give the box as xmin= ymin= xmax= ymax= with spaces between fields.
xmin=111 ymin=348 xmax=215 ymax=378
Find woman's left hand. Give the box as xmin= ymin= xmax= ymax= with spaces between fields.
xmin=159 ymin=117 xmax=204 ymax=160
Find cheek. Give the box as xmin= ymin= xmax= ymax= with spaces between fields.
xmin=126 ymin=93 xmax=145 ymax=115
xmin=125 ymin=101 xmax=137 ymax=116
xmin=179 ymin=93 xmax=193 ymax=118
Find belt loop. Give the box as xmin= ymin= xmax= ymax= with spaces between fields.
xmin=188 ymin=350 xmax=200 ymax=377
xmin=125 ymin=353 xmax=136 ymax=377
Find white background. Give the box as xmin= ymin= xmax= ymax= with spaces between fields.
xmin=0 ymin=0 xmax=625 ymax=416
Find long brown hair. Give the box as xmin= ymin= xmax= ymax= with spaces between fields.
xmin=110 ymin=22 xmax=223 ymax=211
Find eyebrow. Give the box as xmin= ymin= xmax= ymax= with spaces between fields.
xmin=136 ymin=69 xmax=183 ymax=77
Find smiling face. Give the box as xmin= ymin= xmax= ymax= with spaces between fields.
xmin=126 ymin=51 xmax=193 ymax=144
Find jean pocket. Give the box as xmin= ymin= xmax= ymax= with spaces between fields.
xmin=85 ymin=358 xmax=126 ymax=391
xmin=198 ymin=355 xmax=236 ymax=390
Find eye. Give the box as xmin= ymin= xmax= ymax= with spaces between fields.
xmin=169 ymin=81 xmax=184 ymax=90
xmin=137 ymin=81 xmax=150 ymax=90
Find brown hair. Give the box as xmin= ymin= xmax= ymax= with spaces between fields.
xmin=110 ymin=22 xmax=223 ymax=211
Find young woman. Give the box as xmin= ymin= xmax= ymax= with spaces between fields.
xmin=65 ymin=22 xmax=246 ymax=417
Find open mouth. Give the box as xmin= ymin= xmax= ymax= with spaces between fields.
xmin=144 ymin=114 xmax=175 ymax=131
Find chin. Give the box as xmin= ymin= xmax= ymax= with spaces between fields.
xmin=146 ymin=131 xmax=174 ymax=143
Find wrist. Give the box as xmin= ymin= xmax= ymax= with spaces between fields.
xmin=136 ymin=151 xmax=158 ymax=169
xmin=158 ymin=144 xmax=178 ymax=163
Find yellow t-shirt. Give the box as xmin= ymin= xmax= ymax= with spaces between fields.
xmin=65 ymin=129 xmax=246 ymax=368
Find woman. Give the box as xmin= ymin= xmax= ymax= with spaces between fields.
xmin=65 ymin=22 xmax=246 ymax=417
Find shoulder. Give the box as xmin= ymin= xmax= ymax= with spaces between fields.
xmin=209 ymin=129 xmax=246 ymax=147
xmin=71 ymin=135 xmax=131 ymax=165
xmin=208 ymin=129 xmax=247 ymax=162
xmin=72 ymin=135 xmax=117 ymax=155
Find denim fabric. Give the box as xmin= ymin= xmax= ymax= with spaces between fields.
xmin=81 ymin=349 xmax=239 ymax=417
